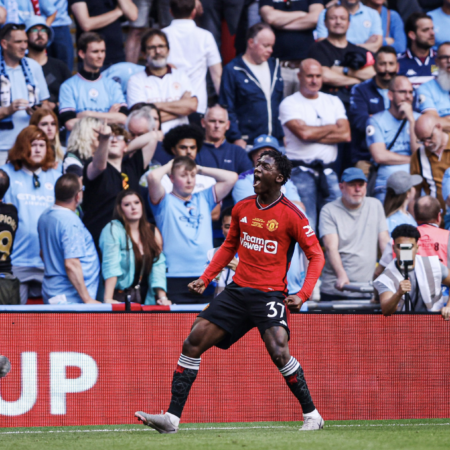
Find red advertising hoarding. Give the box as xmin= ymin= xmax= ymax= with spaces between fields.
xmin=0 ymin=313 xmax=449 ymax=428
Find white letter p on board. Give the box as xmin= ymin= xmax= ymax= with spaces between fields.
xmin=50 ymin=352 xmax=98 ymax=415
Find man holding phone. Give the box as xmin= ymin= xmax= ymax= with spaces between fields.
xmin=0 ymin=23 xmax=50 ymax=165
xmin=374 ymin=224 xmax=450 ymax=319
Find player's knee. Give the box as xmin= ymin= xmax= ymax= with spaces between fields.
xmin=269 ymin=347 xmax=290 ymax=368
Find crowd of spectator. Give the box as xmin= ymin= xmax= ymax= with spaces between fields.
xmin=1 ymin=0 xmax=450 ymax=316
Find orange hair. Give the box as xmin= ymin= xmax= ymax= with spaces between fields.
xmin=8 ymin=125 xmax=55 ymax=171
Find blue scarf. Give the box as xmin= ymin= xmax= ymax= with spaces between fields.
xmin=0 ymin=48 xmax=36 ymax=130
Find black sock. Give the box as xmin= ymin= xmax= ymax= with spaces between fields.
xmin=280 ymin=356 xmax=315 ymax=414
xmin=167 ymin=354 xmax=201 ymax=418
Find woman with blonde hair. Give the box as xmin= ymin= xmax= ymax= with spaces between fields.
xmin=62 ymin=116 xmax=101 ymax=174
xmin=99 ymin=190 xmax=170 ymax=305
xmin=2 ymin=125 xmax=60 ymax=304
xmin=29 ymin=108 xmax=65 ymax=165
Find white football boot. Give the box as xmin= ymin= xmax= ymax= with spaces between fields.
xmin=135 ymin=411 xmax=179 ymax=434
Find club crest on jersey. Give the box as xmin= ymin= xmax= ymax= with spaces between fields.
xmin=266 ymin=219 xmax=279 ymax=232
xmin=240 ymin=232 xmax=278 ymax=254
xmin=89 ymin=89 xmax=99 ymax=99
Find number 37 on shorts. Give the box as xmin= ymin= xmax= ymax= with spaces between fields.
xmin=266 ymin=301 xmax=285 ymax=318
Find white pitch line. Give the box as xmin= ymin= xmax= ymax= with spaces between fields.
xmin=0 ymin=422 xmax=449 ymax=436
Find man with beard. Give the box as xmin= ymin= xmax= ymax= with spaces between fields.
xmin=25 ymin=16 xmax=71 ymax=113
xmin=411 ymin=114 xmax=450 ymax=212
xmin=59 ymin=32 xmax=128 ymax=132
xmin=398 ymin=12 xmax=437 ymax=89
xmin=348 ymin=46 xmax=399 ymax=172
xmin=319 ymin=167 xmax=389 ymax=301
xmin=127 ymin=29 xmax=198 ymax=134
xmin=417 ymin=43 xmax=450 ymax=133
xmin=366 ymin=76 xmax=420 ymax=203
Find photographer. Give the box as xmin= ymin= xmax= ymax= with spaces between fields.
xmin=374 ymin=224 xmax=450 ymax=319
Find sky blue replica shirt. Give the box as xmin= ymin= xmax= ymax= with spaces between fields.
xmin=38 ymin=206 xmax=100 ymax=303
xmin=380 ymin=6 xmax=406 ymax=54
xmin=316 ymin=2 xmax=382 ymax=44
xmin=0 ymin=0 xmax=56 ymax=24
xmin=150 ymin=187 xmax=218 ymax=277
xmin=1 ymin=163 xmax=60 ymax=268
xmin=51 ymin=0 xmax=72 ymax=27
xmin=231 ymin=170 xmax=306 ymax=294
xmin=417 ymin=78 xmax=450 ymax=117
xmin=387 ymin=210 xmax=417 ymax=236
xmin=0 ymin=57 xmax=50 ymax=152
xmin=102 ymin=62 xmax=144 ymax=97
xmin=59 ymin=73 xmax=126 ymax=115
xmin=428 ymin=7 xmax=450 ymax=49
xmin=366 ymin=110 xmax=420 ymax=188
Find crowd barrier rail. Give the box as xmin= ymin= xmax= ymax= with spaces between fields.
xmin=0 ymin=312 xmax=449 ymax=428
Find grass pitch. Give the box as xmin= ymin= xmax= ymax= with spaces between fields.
xmin=1 ymin=419 xmax=449 ymax=450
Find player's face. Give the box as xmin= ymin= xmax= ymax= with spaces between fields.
xmin=340 ymin=180 xmax=366 ymax=206
xmin=170 ymin=166 xmax=197 ymax=196
xmin=80 ymin=41 xmax=106 ymax=71
xmin=248 ymin=29 xmax=275 ymax=65
xmin=325 ymin=7 xmax=349 ymax=36
xmin=37 ymin=114 xmax=57 ymax=142
xmin=222 ymin=215 xmax=231 ymax=239
xmin=253 ymin=154 xmax=284 ymax=194
xmin=173 ymin=139 xmax=197 ymax=160
xmin=412 ymin=19 xmax=435 ymax=49
xmin=120 ymin=194 xmax=143 ymax=222
xmin=202 ymin=108 xmax=229 ymax=142
xmin=29 ymin=139 xmax=47 ymax=165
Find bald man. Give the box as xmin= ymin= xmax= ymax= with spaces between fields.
xmin=411 ymin=114 xmax=450 ymax=212
xmin=366 ymin=76 xmax=420 ymax=203
xmin=279 ymin=58 xmax=351 ymax=230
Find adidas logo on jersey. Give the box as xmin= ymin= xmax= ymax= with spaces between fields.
xmin=240 ymin=232 xmax=278 ymax=254
xmin=240 ymin=217 xmax=248 ymax=223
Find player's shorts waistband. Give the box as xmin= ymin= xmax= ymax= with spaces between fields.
xmin=225 ymin=282 xmax=286 ymax=299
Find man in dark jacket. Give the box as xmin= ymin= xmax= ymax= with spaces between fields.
xmin=219 ymin=22 xmax=284 ymax=149
xmin=348 ymin=46 xmax=399 ymax=171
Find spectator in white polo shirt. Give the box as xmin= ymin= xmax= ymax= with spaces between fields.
xmin=163 ymin=0 xmax=222 ymax=125
xmin=127 ymin=29 xmax=198 ymax=134
xmin=279 ymin=58 xmax=350 ymax=232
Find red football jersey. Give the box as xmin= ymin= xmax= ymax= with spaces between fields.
xmin=201 ymin=194 xmax=324 ymax=300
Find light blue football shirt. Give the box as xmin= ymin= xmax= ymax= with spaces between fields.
xmin=102 ymin=62 xmax=144 ymax=97
xmin=150 ymin=187 xmax=218 ymax=277
xmin=0 ymin=57 xmax=50 ymax=152
xmin=417 ymin=78 xmax=450 ymax=117
xmin=428 ymin=7 xmax=450 ymax=49
xmin=38 ymin=206 xmax=100 ymax=304
xmin=59 ymin=73 xmax=126 ymax=115
xmin=51 ymin=0 xmax=72 ymax=27
xmin=1 ymin=163 xmax=60 ymax=268
xmin=316 ymin=2 xmax=382 ymax=45
xmin=0 ymin=0 xmax=56 ymax=24
xmin=366 ymin=110 xmax=420 ymax=189
xmin=231 ymin=170 xmax=306 ymax=294
xmin=387 ymin=210 xmax=417 ymax=236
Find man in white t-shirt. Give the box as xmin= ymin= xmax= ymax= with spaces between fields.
xmin=163 ymin=0 xmax=222 ymax=122
xmin=127 ymin=29 xmax=198 ymax=134
xmin=279 ymin=58 xmax=351 ymax=231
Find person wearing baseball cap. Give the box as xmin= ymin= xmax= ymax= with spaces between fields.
xmin=384 ymin=171 xmax=421 ymax=235
xmin=318 ymin=166 xmax=390 ymax=301
xmin=25 ymin=16 xmax=71 ymax=113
